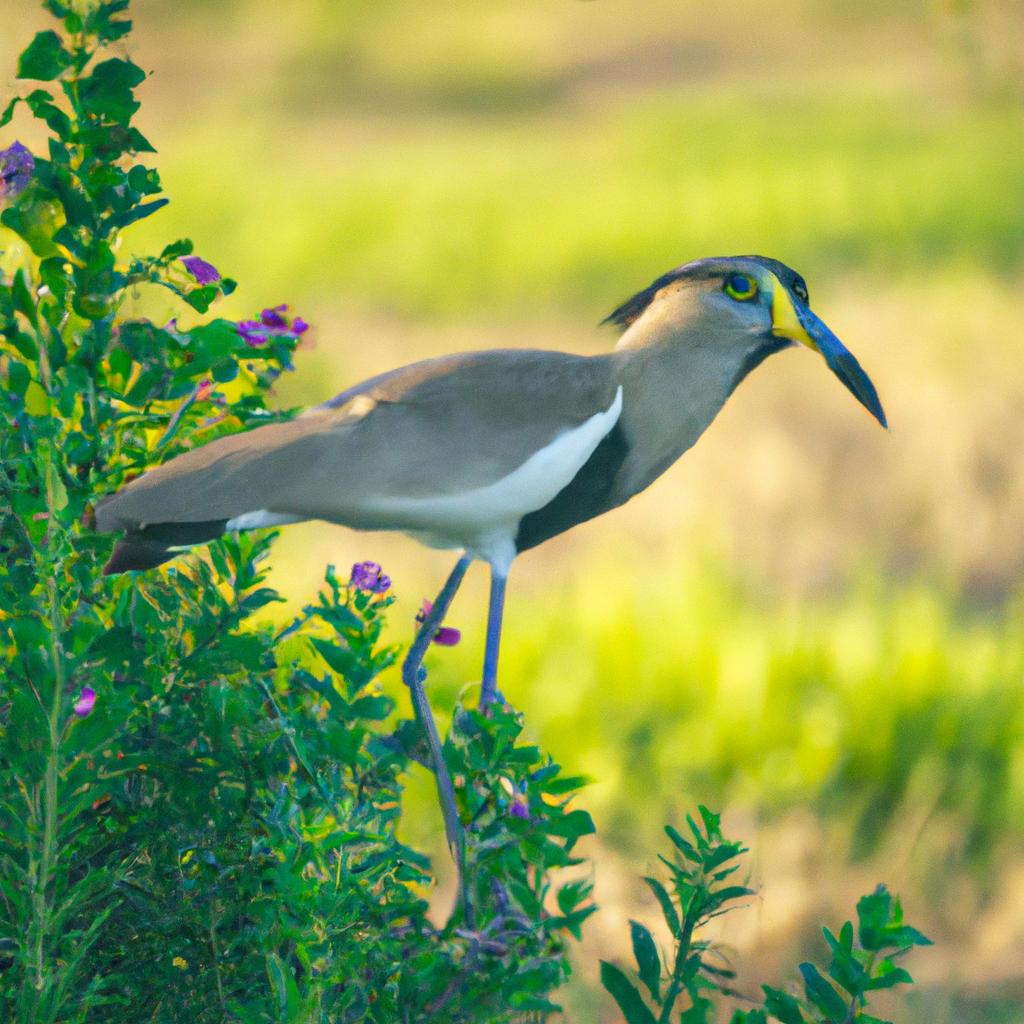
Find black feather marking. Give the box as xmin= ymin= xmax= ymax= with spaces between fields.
xmin=515 ymin=420 xmax=631 ymax=553
xmin=602 ymin=261 xmax=713 ymax=330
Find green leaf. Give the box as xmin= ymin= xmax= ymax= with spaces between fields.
xmin=857 ymin=886 xmax=932 ymax=952
xmin=629 ymin=920 xmax=661 ymax=1002
xmin=799 ymin=963 xmax=849 ymax=1021
xmin=704 ymin=841 xmax=746 ymax=872
xmin=681 ymin=994 xmax=715 ymax=1024
xmin=127 ymin=164 xmax=161 ymax=195
xmin=24 ymin=87 xmax=72 ymax=138
xmin=183 ymin=284 xmax=218 ymax=313
xmin=86 ymin=1 xmax=132 ymax=43
xmin=761 ymin=985 xmax=806 ymax=1024
xmin=161 ymin=238 xmax=193 ymax=259
xmin=78 ymin=58 xmax=146 ymax=122
xmin=348 ymin=693 xmax=393 ymax=721
xmin=665 ymin=823 xmax=699 ymax=861
xmin=24 ymin=380 xmax=49 ymax=416
xmin=3 ymin=198 xmax=64 ymax=258
xmin=0 ymin=96 xmax=20 ymax=128
xmin=265 ymin=953 xmax=301 ymax=1022
xmin=105 ymin=197 xmax=168 ymax=231
xmin=6 ymin=361 xmax=30 ymax=396
xmin=11 ymin=268 xmax=37 ymax=326
xmin=310 ymin=637 xmax=371 ymax=689
xmin=643 ymin=876 xmax=681 ymax=939
xmin=46 ymin=458 xmax=68 ymax=511
xmin=543 ymin=773 xmax=593 ymax=795
xmin=547 ymin=808 xmax=595 ymax=841
xmin=17 ymin=30 xmax=72 ymax=81
xmin=709 ymin=885 xmax=754 ymax=906
xmin=600 ymin=961 xmax=657 ymax=1024
xmin=865 ymin=965 xmax=913 ymax=991
xmin=697 ymin=804 xmax=722 ymax=841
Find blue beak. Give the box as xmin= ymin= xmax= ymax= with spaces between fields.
xmin=797 ymin=304 xmax=888 ymax=429
xmin=771 ymin=281 xmax=888 ymax=429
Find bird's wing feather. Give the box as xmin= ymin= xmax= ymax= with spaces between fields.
xmin=95 ymin=349 xmax=619 ymax=532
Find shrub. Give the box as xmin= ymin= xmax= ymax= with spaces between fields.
xmin=601 ymin=808 xmax=931 ymax=1024
xmin=0 ymin=4 xmax=592 ymax=1021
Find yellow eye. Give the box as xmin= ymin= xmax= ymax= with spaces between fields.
xmin=723 ymin=273 xmax=758 ymax=301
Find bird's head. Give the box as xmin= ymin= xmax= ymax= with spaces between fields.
xmin=606 ymin=255 xmax=887 ymax=428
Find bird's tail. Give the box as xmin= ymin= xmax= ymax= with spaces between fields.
xmin=101 ymin=518 xmax=227 ymax=575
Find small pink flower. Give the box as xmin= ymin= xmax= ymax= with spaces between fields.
xmin=73 ymin=687 xmax=96 ymax=718
xmin=194 ymin=379 xmax=214 ymax=402
xmin=417 ymin=601 xmax=461 ymax=646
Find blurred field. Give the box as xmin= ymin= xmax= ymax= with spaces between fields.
xmin=4 ymin=0 xmax=1024 ymax=1019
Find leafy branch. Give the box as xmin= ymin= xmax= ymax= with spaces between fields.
xmin=602 ymin=811 xmax=932 ymax=1024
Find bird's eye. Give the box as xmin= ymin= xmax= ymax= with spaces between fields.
xmin=792 ymin=281 xmax=809 ymax=303
xmin=723 ymin=273 xmax=758 ymax=302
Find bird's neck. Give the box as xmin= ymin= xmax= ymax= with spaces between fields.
xmin=610 ymin=309 xmax=764 ymax=496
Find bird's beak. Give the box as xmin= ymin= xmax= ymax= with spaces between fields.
xmin=770 ymin=280 xmax=888 ymax=429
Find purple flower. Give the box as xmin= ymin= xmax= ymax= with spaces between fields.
xmin=181 ymin=255 xmax=221 ymax=285
xmin=350 ymin=561 xmax=391 ymax=594
xmin=260 ymin=304 xmax=288 ymax=328
xmin=237 ymin=320 xmax=267 ymax=347
xmin=235 ymin=304 xmax=311 ymax=347
xmin=73 ymin=687 xmax=96 ymax=718
xmin=417 ymin=600 xmax=461 ymax=646
xmin=0 ymin=141 xmax=34 ymax=201
xmin=510 ymin=795 xmax=529 ymax=820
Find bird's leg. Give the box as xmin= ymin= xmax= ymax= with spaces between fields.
xmin=402 ymin=554 xmax=473 ymax=926
xmin=479 ymin=568 xmax=507 ymax=710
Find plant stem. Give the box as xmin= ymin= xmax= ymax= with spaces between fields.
xmin=659 ymin=906 xmax=698 ymax=1024
xmin=27 ymin=443 xmax=67 ymax=1020
xmin=401 ymin=555 xmax=472 ymax=928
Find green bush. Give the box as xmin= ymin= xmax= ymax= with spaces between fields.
xmin=0 ymin=5 xmax=592 ymax=1021
xmin=600 ymin=809 xmax=931 ymax=1024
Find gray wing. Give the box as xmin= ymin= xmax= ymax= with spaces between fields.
xmin=95 ymin=348 xmax=618 ymax=532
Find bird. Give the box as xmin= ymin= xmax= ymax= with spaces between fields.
xmin=95 ymin=254 xmax=887 ymax=710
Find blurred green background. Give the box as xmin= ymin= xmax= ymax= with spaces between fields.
xmin=4 ymin=0 xmax=1024 ymax=1019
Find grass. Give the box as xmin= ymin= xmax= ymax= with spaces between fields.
xmin=125 ymin=87 xmax=1023 ymax=322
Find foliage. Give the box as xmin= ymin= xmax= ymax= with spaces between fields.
xmin=0 ymin=4 xmax=593 ymax=1021
xmin=602 ymin=810 xmax=932 ymax=1024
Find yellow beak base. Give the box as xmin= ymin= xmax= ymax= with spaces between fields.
xmin=770 ymin=277 xmax=817 ymax=350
